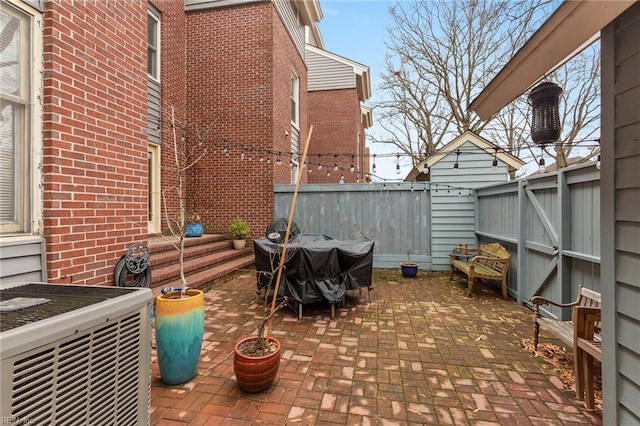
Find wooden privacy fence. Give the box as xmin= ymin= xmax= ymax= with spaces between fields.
xmin=475 ymin=163 xmax=600 ymax=311
xmin=273 ymin=183 xmax=432 ymax=269
xmin=273 ymin=163 xmax=601 ymax=307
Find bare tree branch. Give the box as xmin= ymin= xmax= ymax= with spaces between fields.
xmin=372 ymin=0 xmax=599 ymax=173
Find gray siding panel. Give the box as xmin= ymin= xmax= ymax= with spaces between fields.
xmin=307 ymin=50 xmax=356 ymax=91
xmin=430 ymin=142 xmax=511 ymax=271
xmin=619 ymin=347 xmax=640 ymax=418
xmin=148 ymin=79 xmax=161 ymax=144
xmin=0 ymin=238 xmax=46 ymax=287
xmin=602 ymin=4 xmax=640 ymax=422
xmin=274 ymin=0 xmax=305 ymax=57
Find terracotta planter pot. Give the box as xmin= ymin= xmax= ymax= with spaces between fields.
xmin=233 ymin=336 xmax=281 ymax=393
xmin=155 ymin=289 xmax=205 ymax=385
xmin=232 ymin=239 xmax=246 ymax=250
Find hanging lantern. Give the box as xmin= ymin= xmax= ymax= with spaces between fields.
xmin=529 ymin=82 xmax=562 ymax=145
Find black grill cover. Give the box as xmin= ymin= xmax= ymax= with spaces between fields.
xmin=265 ymin=217 xmax=300 ymax=244
xmin=254 ymin=234 xmax=374 ymax=305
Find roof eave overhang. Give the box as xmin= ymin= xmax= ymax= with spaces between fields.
xmin=421 ymin=131 xmax=525 ymax=170
xmin=297 ymin=0 xmax=323 ymax=26
xmin=469 ymin=0 xmax=635 ymax=120
xmin=307 ymin=45 xmax=371 ymax=100
xmin=356 ymin=71 xmax=371 ymax=101
xmin=361 ymin=106 xmax=373 ymax=128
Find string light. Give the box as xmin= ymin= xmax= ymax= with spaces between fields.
xmin=179 ymin=135 xmax=600 ymax=184
xmin=491 ymin=148 xmax=498 ymax=172
xmin=452 ymin=150 xmax=460 ymax=174
xmin=423 ymin=151 xmax=429 ymax=173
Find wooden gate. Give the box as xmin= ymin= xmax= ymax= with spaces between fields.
xmin=476 ymin=164 xmax=601 ymax=314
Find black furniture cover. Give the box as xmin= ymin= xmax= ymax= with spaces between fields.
xmin=254 ymin=234 xmax=374 ymax=305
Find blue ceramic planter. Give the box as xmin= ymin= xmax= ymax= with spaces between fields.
xmin=155 ymin=289 xmax=205 ymax=385
xmin=185 ymin=222 xmax=203 ymax=237
xmin=400 ymin=262 xmax=419 ymax=278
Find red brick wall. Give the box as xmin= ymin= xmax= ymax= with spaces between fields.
xmin=185 ymin=3 xmax=307 ymax=236
xmin=272 ymin=7 xmax=309 ymax=188
xmin=308 ymin=89 xmax=364 ymax=183
xmin=42 ymin=1 xmax=148 ymax=285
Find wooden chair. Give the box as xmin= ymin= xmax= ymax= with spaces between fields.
xmin=574 ymin=306 xmax=601 ymax=410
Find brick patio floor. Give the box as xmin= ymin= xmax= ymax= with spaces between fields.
xmin=150 ymin=270 xmax=602 ymax=425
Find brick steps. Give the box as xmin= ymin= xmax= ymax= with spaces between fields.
xmin=147 ymin=234 xmax=254 ymax=295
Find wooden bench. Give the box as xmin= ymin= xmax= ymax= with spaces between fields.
xmin=449 ymin=243 xmax=511 ymax=299
xmin=531 ymin=286 xmax=602 ymax=409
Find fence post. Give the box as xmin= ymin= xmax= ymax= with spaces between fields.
xmin=517 ymin=179 xmax=527 ymax=304
xmin=557 ymin=169 xmax=572 ymax=320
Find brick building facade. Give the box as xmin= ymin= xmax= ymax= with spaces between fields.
xmin=1 ymin=0 xmax=371 ymax=286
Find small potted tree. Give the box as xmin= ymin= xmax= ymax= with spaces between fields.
xmin=233 ymin=125 xmax=315 ymax=393
xmin=228 ymin=218 xmax=250 ymax=249
xmin=155 ymin=108 xmax=210 ymax=385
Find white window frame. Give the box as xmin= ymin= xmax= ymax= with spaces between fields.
xmin=0 ymin=0 xmax=42 ymax=237
xmin=290 ymin=70 xmax=299 ymax=128
xmin=148 ymin=143 xmax=161 ymax=234
xmin=147 ymin=7 xmax=160 ymax=81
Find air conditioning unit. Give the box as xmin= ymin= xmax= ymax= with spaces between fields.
xmin=0 ymin=283 xmax=153 ymax=425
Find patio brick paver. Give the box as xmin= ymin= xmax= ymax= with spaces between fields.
xmin=150 ymin=270 xmax=602 ymax=425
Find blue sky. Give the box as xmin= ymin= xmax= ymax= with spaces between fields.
xmin=318 ymin=0 xmax=392 ymax=84
xmin=317 ymin=1 xmax=402 ymax=180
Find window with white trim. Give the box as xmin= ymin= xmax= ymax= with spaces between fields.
xmin=147 ymin=8 xmax=160 ymax=80
xmin=0 ymin=1 xmax=41 ymax=235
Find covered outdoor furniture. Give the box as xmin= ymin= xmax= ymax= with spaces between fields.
xmin=254 ymin=234 xmax=374 ymax=318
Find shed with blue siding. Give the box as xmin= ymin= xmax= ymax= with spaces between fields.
xmin=409 ymin=131 xmax=524 ymax=270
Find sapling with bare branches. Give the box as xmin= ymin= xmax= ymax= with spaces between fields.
xmin=161 ymin=107 xmax=212 ymax=298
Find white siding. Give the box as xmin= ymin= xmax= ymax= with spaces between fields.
xmin=306 ymin=49 xmax=356 ymax=92
xmin=0 ymin=238 xmax=46 ymax=288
